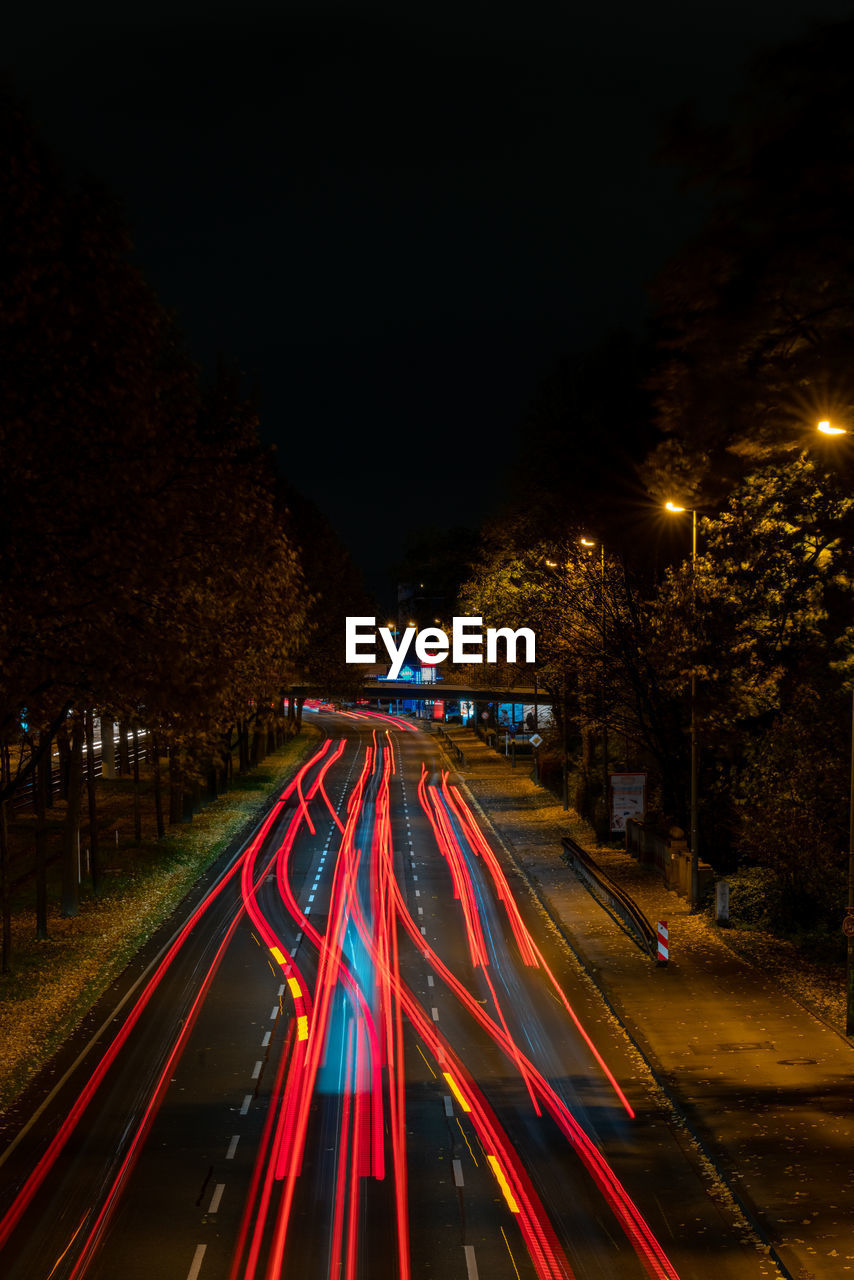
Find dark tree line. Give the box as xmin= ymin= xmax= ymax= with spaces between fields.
xmin=0 ymin=90 xmax=365 ymax=969
xmin=459 ymin=15 xmax=854 ymax=934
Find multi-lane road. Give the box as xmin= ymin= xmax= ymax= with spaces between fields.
xmin=0 ymin=712 xmax=779 ymax=1280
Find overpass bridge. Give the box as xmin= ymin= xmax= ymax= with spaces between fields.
xmin=361 ymin=681 xmax=552 ymax=703
xmin=290 ymin=681 xmax=553 ymax=705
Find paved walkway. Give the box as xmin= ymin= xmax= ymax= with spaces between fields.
xmin=436 ymin=725 xmax=854 ymax=1280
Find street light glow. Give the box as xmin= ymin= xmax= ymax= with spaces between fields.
xmin=665 ymin=500 xmax=687 ymax=513
xmin=580 ymin=537 xmax=595 ymax=546
xmin=818 ymin=420 xmax=846 ymax=435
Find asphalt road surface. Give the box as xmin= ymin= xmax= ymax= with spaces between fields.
xmin=0 ymin=712 xmax=781 ymax=1280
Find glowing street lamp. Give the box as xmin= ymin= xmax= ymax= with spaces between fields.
xmin=818 ymin=419 xmax=846 ymax=435
xmin=666 ymin=500 xmax=700 ymax=909
xmin=815 ymin=421 xmax=854 ymax=1036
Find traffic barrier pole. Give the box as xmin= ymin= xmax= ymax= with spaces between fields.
xmin=656 ymin=920 xmax=669 ymax=966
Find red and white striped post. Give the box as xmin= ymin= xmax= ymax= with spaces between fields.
xmin=656 ymin=919 xmax=669 ymax=966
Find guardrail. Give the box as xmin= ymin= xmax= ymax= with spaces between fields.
xmin=435 ymin=726 xmax=466 ymax=766
xmin=560 ymin=835 xmax=661 ymax=962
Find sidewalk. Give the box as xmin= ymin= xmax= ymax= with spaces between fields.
xmin=438 ymin=725 xmax=854 ymax=1280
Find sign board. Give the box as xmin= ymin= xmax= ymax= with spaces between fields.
xmin=529 ymin=733 xmax=543 ymax=748
xmin=609 ymin=771 xmax=647 ymax=834
xmin=843 ymin=912 xmax=854 ymax=938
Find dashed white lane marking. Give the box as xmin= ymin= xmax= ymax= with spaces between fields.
xmin=453 ymin=1158 xmax=464 ymax=1187
xmin=265 ymin=874 xmax=274 ymax=883
xmin=295 ymin=932 xmax=303 ymax=943
xmin=417 ymin=907 xmax=424 ymax=915
xmin=251 ymin=1061 xmax=262 ymax=1080
xmin=305 ymin=905 xmax=311 ymax=915
xmin=289 ymin=947 xmax=298 ymax=956
xmin=421 ymin=927 xmax=427 ymax=935
xmin=240 ymin=1094 xmax=252 ymax=1116
xmin=431 ymin=1007 xmax=439 ymax=1022
xmin=308 ymin=894 xmax=315 ymax=903
xmin=208 ymin=1183 xmax=225 ymax=1214
xmin=278 ymin=984 xmax=285 ymax=997
xmin=186 ymin=1243 xmax=207 ymax=1280
xmin=261 ymin=1031 xmax=271 ymax=1047
xmin=443 ymin=1095 xmax=454 ymax=1117
xmin=463 ymin=1244 xmax=478 ymax=1279
xmin=271 ymin=1006 xmax=279 ymax=1020
xmin=226 ymin=1134 xmax=240 ymax=1160
xmin=415 ymin=889 xmax=420 ymax=897
xmin=413 ymin=875 xmax=418 ymax=881
xmin=427 ymin=975 xmax=434 ymax=987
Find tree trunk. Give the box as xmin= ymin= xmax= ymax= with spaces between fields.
xmin=36 ymin=734 xmax=49 ymax=940
xmin=132 ymin=725 xmax=142 ymax=844
xmin=85 ymin=709 xmax=99 ymax=895
xmin=118 ymin=720 xmax=130 ymax=775
xmin=61 ymin=716 xmax=84 ymax=918
xmin=152 ymin=734 xmax=165 ymax=839
xmin=56 ymin=721 xmax=70 ymax=802
xmin=238 ymin=720 xmax=250 ymax=775
xmin=296 ymin=697 xmax=305 ymax=733
xmin=0 ymin=792 xmax=9 ymax=974
xmin=169 ymin=747 xmax=183 ymax=825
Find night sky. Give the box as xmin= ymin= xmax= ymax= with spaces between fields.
xmin=6 ymin=0 xmax=853 ymax=598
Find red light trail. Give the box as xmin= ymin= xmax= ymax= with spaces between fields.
xmin=0 ymin=727 xmax=680 ymax=1280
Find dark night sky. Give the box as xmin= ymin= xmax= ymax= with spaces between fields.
xmin=6 ymin=1 xmax=854 ymax=599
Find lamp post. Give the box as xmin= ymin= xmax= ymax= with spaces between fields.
xmin=814 ymin=421 xmax=854 ymax=1036
xmin=581 ymin=537 xmax=609 ymax=834
xmin=665 ymin=501 xmax=700 ymax=910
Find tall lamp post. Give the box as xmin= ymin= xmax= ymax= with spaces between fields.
xmin=665 ymin=500 xmax=700 ymax=910
xmin=581 ymin=537 xmax=609 ymax=833
xmin=816 ymin=420 xmax=854 ymax=1036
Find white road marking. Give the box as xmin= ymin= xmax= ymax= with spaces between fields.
xmin=251 ymin=1061 xmax=262 ymax=1079
xmin=208 ymin=1183 xmax=225 ymax=1214
xmin=226 ymin=1134 xmax=240 ymax=1160
xmin=453 ymin=1158 xmax=464 ymax=1186
xmin=261 ymin=1031 xmax=271 ymax=1047
xmin=308 ymin=894 xmax=315 ymax=903
xmin=443 ymin=1095 xmax=454 ymax=1117
xmin=421 ymin=927 xmax=427 ymax=934
xmin=278 ymin=984 xmax=285 ymax=997
xmin=427 ymin=976 xmax=434 ymax=987
xmin=305 ymin=905 xmax=311 ymax=915
xmin=431 ymin=1007 xmax=439 ymax=1021
xmin=186 ymin=1243 xmax=207 ymax=1280
xmin=240 ymin=1094 xmax=252 ymax=1115
xmin=418 ymin=907 xmax=424 ymax=915
xmin=463 ymin=1245 xmax=478 ymax=1279
xmin=271 ymin=1006 xmax=279 ymax=1019
xmin=415 ymin=889 xmax=420 ymax=897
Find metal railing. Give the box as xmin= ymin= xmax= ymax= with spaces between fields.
xmin=435 ymin=726 xmax=466 ymax=766
xmin=560 ymin=835 xmax=660 ymax=961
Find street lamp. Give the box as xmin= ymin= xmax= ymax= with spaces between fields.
xmin=815 ymin=421 xmax=854 ymax=1036
xmin=581 ymin=537 xmax=609 ymax=834
xmin=665 ymin=500 xmax=700 ymax=909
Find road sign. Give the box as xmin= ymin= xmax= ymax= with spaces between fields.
xmin=843 ymin=912 xmax=854 ymax=938
xmin=530 ymin=733 xmax=543 ymax=748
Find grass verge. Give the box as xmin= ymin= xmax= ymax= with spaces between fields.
xmin=0 ymin=727 xmax=321 ymax=1112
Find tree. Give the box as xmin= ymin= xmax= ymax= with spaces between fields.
xmin=645 ymin=16 xmax=854 ymax=500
